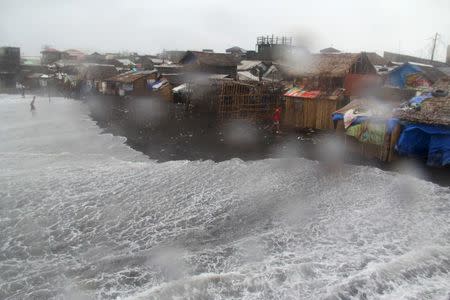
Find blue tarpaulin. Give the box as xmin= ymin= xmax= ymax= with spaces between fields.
xmin=396 ymin=124 xmax=450 ymax=167
xmin=332 ymin=113 xmax=343 ymax=122
xmin=331 ymin=113 xmax=385 ymax=127
xmin=408 ymin=93 xmax=432 ymax=105
xmin=386 ymin=63 xmax=429 ymax=88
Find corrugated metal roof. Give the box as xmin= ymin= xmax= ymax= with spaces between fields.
xmin=151 ymin=58 xmax=164 ymax=64
xmin=237 ymin=71 xmax=259 ymax=82
xmin=173 ymin=83 xmax=189 ymax=93
xmin=237 ymin=60 xmax=264 ymax=71
xmin=208 ymin=74 xmax=231 ymax=79
xmin=106 ymin=70 xmax=157 ymax=83
xmin=117 ymin=59 xmax=135 ymax=66
xmin=384 ymin=51 xmax=449 ymax=68
xmin=262 ymin=65 xmax=281 ymax=81
xmin=284 ymin=87 xmax=321 ymax=99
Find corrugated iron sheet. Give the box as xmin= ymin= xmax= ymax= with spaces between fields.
xmin=284 ymin=87 xmax=321 ymax=99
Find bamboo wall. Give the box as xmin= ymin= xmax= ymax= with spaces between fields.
xmin=216 ymin=82 xmax=282 ymax=121
xmin=284 ymin=97 xmax=337 ymax=130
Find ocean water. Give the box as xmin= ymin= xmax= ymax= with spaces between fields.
xmin=0 ymin=95 xmax=449 ymax=300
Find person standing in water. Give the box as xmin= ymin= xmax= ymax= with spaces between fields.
xmin=30 ymin=96 xmax=36 ymax=111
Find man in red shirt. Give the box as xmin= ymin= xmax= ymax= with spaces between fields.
xmin=272 ymin=107 xmax=281 ymax=134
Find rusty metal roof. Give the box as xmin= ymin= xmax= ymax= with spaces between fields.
xmin=106 ymin=70 xmax=157 ymax=83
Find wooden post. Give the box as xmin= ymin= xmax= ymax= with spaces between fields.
xmin=387 ymin=124 xmax=402 ymax=162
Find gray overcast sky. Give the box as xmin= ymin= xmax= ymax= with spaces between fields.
xmin=1 ymin=0 xmax=449 ymax=61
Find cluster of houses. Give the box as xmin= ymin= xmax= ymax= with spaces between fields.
xmin=1 ymin=36 xmax=449 ymax=167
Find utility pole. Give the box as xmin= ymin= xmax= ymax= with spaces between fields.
xmin=431 ymin=32 xmax=439 ymax=61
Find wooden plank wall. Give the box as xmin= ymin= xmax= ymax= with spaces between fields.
xmin=284 ymin=97 xmax=337 ymax=130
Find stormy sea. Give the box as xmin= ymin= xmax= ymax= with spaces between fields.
xmin=1 ymin=95 xmax=449 ymax=300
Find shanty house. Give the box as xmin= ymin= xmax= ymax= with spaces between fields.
xmin=104 ymin=70 xmax=158 ymax=96
xmin=85 ymin=52 xmax=106 ymax=63
xmin=0 ymin=47 xmax=20 ymax=89
xmin=226 ymin=46 xmax=247 ymax=58
xmin=134 ymin=56 xmax=154 ymax=70
xmin=215 ymin=81 xmax=283 ymax=121
xmin=331 ymin=98 xmax=398 ymax=162
xmin=62 ymin=49 xmax=85 ymax=61
xmin=281 ymin=52 xmax=378 ymax=96
xmin=179 ymin=51 xmax=239 ymax=78
xmin=237 ymin=60 xmax=269 ymax=81
xmin=41 ymin=48 xmax=62 ymax=65
xmin=20 ymin=57 xmax=49 ymax=90
xmin=77 ymin=64 xmax=118 ymax=92
xmin=116 ymin=59 xmax=136 ymax=71
xmin=393 ymin=84 xmax=450 ymax=167
xmin=281 ymin=52 xmax=376 ymax=130
xmin=284 ymin=87 xmax=345 ymax=130
xmin=262 ymin=65 xmax=283 ymax=82
xmin=161 ymin=50 xmax=186 ymax=63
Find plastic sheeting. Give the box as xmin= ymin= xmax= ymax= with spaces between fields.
xmin=408 ymin=92 xmax=432 ymax=106
xmin=396 ymin=124 xmax=450 ymax=167
xmin=332 ymin=113 xmax=343 ymax=121
xmin=386 ymin=63 xmax=431 ymax=89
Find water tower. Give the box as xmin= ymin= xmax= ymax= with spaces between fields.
xmin=256 ymin=35 xmax=293 ymax=61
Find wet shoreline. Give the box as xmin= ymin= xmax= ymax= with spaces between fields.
xmin=85 ymin=94 xmax=450 ymax=187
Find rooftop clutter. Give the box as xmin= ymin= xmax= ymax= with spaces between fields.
xmin=331 ymin=76 xmax=450 ymax=167
xmin=2 ymin=40 xmax=450 ymax=169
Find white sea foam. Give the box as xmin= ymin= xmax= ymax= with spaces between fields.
xmin=0 ymin=95 xmax=449 ymax=299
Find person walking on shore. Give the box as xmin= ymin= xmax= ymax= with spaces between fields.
xmin=30 ymin=96 xmax=36 ymax=111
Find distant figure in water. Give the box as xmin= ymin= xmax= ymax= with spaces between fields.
xmin=16 ymin=82 xmax=25 ymax=98
xmin=30 ymin=96 xmax=36 ymax=111
xmin=272 ymin=107 xmax=282 ymax=134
